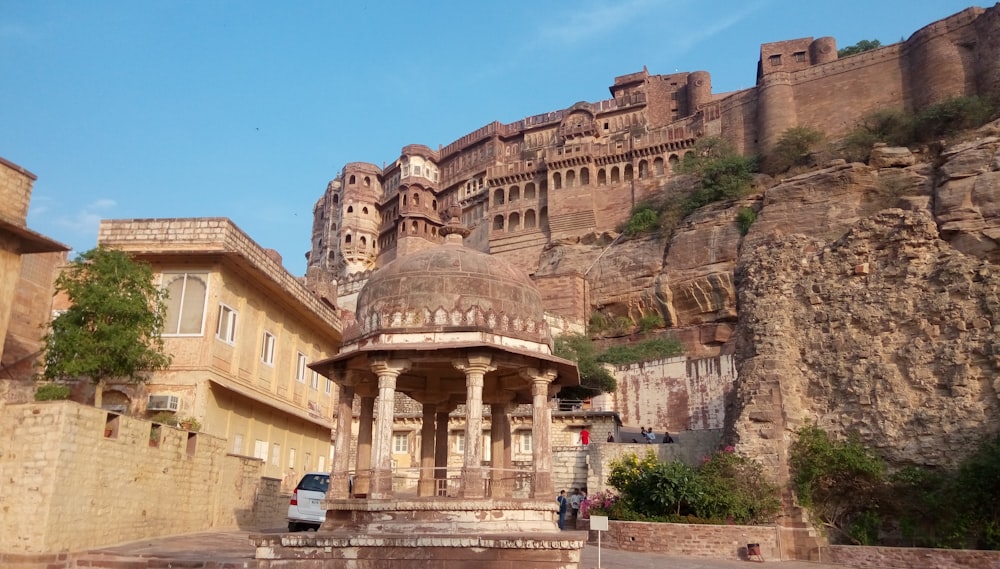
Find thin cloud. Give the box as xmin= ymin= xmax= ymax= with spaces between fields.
xmin=533 ymin=0 xmax=660 ymax=49
xmin=55 ymin=198 xmax=118 ymax=235
xmin=666 ymin=2 xmax=768 ymax=54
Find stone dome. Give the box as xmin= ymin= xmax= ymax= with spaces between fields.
xmin=353 ymin=238 xmax=551 ymax=346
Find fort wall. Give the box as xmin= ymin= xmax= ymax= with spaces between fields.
xmin=0 ymin=401 xmax=285 ymax=560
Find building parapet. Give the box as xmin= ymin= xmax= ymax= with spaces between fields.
xmin=99 ymin=217 xmax=342 ymax=340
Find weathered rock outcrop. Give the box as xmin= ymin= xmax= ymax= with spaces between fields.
xmin=728 ymin=210 xmax=1000 ymax=477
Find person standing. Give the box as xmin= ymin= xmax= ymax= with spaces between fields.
xmin=569 ymin=488 xmax=582 ymax=526
xmin=557 ymin=490 xmax=568 ymax=530
xmin=606 ymin=431 xmax=614 ymax=443
xmin=579 ymin=427 xmax=590 ymax=446
xmin=663 ymin=431 xmax=674 ymax=443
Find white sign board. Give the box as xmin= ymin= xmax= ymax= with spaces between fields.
xmin=590 ymin=515 xmax=609 ymax=531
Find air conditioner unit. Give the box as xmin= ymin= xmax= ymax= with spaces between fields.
xmin=147 ymin=395 xmax=180 ymax=412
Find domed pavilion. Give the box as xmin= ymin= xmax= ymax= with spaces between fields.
xmin=252 ymin=209 xmax=585 ymax=568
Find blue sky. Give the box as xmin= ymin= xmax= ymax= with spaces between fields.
xmin=1 ymin=1 xmax=979 ymax=275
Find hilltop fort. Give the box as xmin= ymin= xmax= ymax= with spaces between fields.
xmin=306 ymin=4 xmax=1000 ymax=329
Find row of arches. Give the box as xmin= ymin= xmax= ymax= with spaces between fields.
xmin=491 ymin=181 xmax=546 ymax=207
xmin=491 ymin=208 xmax=549 ymax=233
xmin=549 ymin=154 xmax=684 ymax=191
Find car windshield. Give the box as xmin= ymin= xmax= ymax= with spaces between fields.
xmin=297 ymin=474 xmax=329 ymax=493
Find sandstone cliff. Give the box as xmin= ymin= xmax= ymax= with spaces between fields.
xmin=563 ymin=123 xmax=1000 ymax=474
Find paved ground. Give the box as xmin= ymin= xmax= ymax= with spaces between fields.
xmin=80 ymin=528 xmax=850 ymax=568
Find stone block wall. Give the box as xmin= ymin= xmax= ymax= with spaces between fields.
xmin=0 ymin=157 xmax=34 ymax=226
xmin=0 ymin=401 xmax=284 ymax=561
xmin=825 ymin=545 xmax=1000 ymax=569
xmin=586 ymin=432 xmax=724 ymax=494
xmin=589 ymin=519 xmax=779 ymax=561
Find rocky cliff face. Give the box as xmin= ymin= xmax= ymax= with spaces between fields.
xmin=561 ymin=123 xmax=1000 ymax=475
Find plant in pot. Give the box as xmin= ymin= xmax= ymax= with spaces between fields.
xmin=179 ymin=417 xmax=201 ymax=431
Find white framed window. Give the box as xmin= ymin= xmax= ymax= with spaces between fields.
xmin=232 ymin=433 xmax=244 ymax=454
xmin=520 ymin=431 xmax=532 ymax=453
xmin=309 ymin=369 xmax=319 ymax=391
xmin=304 ymin=452 xmax=311 ymax=471
xmin=288 ymin=448 xmax=296 ymax=469
xmin=325 ymin=378 xmax=333 ymax=395
xmin=393 ymin=432 xmax=409 ymax=453
xmin=216 ymin=304 xmax=238 ymax=344
xmin=318 ymin=454 xmax=326 ymax=473
xmin=295 ymin=352 xmax=307 ymax=382
xmin=261 ymin=331 xmax=276 ymax=365
xmin=162 ymin=272 xmax=208 ymax=336
xmin=454 ymin=432 xmax=465 ymax=454
xmin=254 ymin=439 xmax=267 ymax=460
xmin=271 ymin=442 xmax=281 ymax=466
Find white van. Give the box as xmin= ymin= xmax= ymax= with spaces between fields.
xmin=287 ymin=472 xmax=329 ymax=531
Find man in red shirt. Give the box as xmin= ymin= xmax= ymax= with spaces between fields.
xmin=579 ymin=427 xmax=590 ymax=446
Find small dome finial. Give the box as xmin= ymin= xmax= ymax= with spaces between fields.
xmin=439 ymin=204 xmax=470 ymax=241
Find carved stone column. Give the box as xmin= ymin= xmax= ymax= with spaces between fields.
xmin=526 ymin=367 xmax=557 ymax=498
xmin=418 ymin=402 xmax=437 ymax=497
xmin=454 ymin=354 xmax=495 ymax=498
xmin=434 ymin=404 xmax=451 ymax=495
xmin=355 ymin=394 xmax=375 ymax=496
xmin=370 ymin=358 xmax=409 ymax=498
xmin=489 ymin=401 xmax=514 ymax=497
xmin=330 ymin=379 xmax=356 ymax=499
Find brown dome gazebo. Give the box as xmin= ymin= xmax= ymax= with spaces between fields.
xmin=250 ymin=211 xmax=586 ymax=567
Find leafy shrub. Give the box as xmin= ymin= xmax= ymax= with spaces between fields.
xmin=597 ymin=337 xmax=683 ymax=365
xmin=765 ymin=126 xmax=824 ymax=174
xmin=625 ymin=205 xmax=659 ymax=235
xmin=838 ymin=39 xmax=881 ymax=58
xmin=34 ymin=383 xmax=71 ymax=401
xmin=637 ymin=313 xmax=665 ymax=332
xmin=604 ymin=448 xmax=780 ymax=525
xmin=841 ymin=108 xmax=915 ymax=162
xmin=149 ymin=411 xmax=179 ymax=427
xmin=913 ymin=96 xmax=996 ymax=142
xmin=736 ymin=207 xmax=757 ymax=236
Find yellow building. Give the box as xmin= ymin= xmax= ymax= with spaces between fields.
xmin=0 ymin=157 xmax=68 ymax=393
xmin=98 ymin=217 xmax=342 ymax=485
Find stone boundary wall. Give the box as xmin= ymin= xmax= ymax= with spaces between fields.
xmin=586 ymin=432 xmax=723 ymax=493
xmin=825 ymin=544 xmax=1000 ymax=569
xmin=586 ymin=519 xmax=780 ymax=561
xmin=0 ymin=401 xmax=285 ymax=563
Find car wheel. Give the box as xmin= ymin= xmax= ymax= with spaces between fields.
xmin=288 ymin=522 xmax=299 ymax=532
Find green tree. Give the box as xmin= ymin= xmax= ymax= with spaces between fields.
xmin=838 ymin=39 xmax=881 ymax=58
xmin=40 ymin=246 xmax=172 ymax=407
xmin=554 ymin=333 xmax=617 ymax=400
xmin=765 ymin=126 xmax=825 ymax=174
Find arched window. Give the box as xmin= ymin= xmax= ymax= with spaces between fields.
xmin=493 ymin=215 xmax=505 ymax=231
xmin=347 ymin=205 xmax=354 ymax=213
xmin=509 ymin=186 xmax=520 ymax=202
xmin=403 ymin=195 xmax=408 ymax=206
xmin=638 ymin=160 xmax=648 ymax=179
xmin=668 ymin=154 xmax=680 ymax=171
xmin=362 ymin=206 xmax=369 ymax=214
xmin=364 ymin=176 xmax=371 ymax=187
xmin=432 ymin=199 xmax=437 ymax=209
xmin=524 ymin=183 xmax=536 ymax=200
xmin=553 ymin=172 xmax=562 ymax=190
xmin=625 ymin=164 xmax=634 ymax=181
xmin=524 ymin=209 xmax=536 ymax=229
xmin=580 ymin=167 xmax=590 ymax=186
xmin=598 ymin=169 xmax=607 ymax=185
xmin=345 ymin=234 xmax=352 ymax=245
xmin=509 ymin=212 xmax=520 ymax=231
xmin=566 ymin=170 xmax=576 ymax=188
xmin=332 ymin=194 xmax=340 ymax=204
xmin=493 ymin=188 xmax=505 ymax=206
xmin=653 ymin=157 xmax=665 ymax=176
xmin=349 ymin=175 xmax=356 ymax=184
xmin=411 ymin=220 xmax=418 ymax=232
xmin=413 ymin=193 xmax=420 ymax=206
xmin=611 ymin=167 xmax=620 ymax=184
xmin=360 ymin=236 xmax=367 ymax=248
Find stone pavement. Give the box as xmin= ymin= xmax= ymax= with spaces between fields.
xmin=78 ymin=528 xmax=851 ymax=569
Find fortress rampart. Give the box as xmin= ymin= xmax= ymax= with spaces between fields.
xmin=307 ymin=4 xmax=1000 ymax=320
